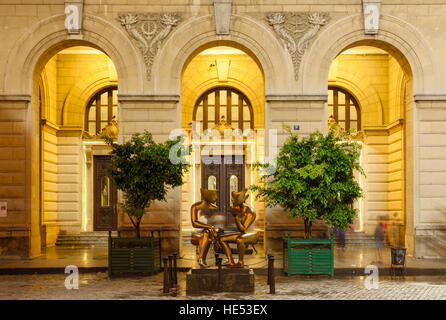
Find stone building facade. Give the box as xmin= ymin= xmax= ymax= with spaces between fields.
xmin=0 ymin=0 xmax=445 ymax=259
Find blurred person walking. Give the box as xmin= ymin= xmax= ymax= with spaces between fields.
xmin=374 ymin=222 xmax=385 ymax=264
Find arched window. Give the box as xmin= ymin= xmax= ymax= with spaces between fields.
xmin=85 ymin=86 xmax=118 ymax=136
xmin=328 ymin=87 xmax=361 ymax=131
xmin=193 ymin=87 xmax=253 ymax=132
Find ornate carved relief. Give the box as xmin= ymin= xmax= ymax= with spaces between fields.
xmin=213 ymin=116 xmax=234 ymax=136
xmin=83 ymin=116 xmax=118 ymax=140
xmin=265 ymin=12 xmax=329 ymax=80
xmin=328 ymin=115 xmax=364 ymax=141
xmin=118 ymin=13 xmax=181 ymax=80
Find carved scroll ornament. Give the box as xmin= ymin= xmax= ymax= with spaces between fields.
xmin=118 ymin=13 xmax=181 ymax=80
xmin=328 ymin=115 xmax=364 ymax=141
xmin=82 ymin=116 xmax=118 ymax=140
xmin=266 ymin=12 xmax=329 ymax=80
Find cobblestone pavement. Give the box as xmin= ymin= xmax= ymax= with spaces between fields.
xmin=0 ymin=273 xmax=445 ymax=300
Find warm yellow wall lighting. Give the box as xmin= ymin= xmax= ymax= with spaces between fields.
xmin=199 ymin=46 xmax=246 ymax=55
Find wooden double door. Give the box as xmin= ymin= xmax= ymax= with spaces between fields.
xmin=94 ymin=156 xmax=118 ymax=231
xmin=201 ymin=156 xmax=244 ymax=228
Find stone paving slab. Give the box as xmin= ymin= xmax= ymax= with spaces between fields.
xmin=0 ymin=273 xmax=445 ymax=300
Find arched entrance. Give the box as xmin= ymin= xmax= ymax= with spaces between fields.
xmin=151 ymin=15 xmax=296 ymax=257
xmin=180 ymin=44 xmax=266 ymax=254
xmin=299 ymin=12 xmax=442 ymax=257
xmin=194 ymin=87 xmax=253 ymax=227
xmin=36 ymin=45 xmax=119 ymax=250
xmin=3 ymin=14 xmax=143 ymax=257
xmin=327 ymin=42 xmax=414 ymax=252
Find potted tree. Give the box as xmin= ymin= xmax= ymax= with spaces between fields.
xmin=250 ymin=125 xmax=364 ymax=277
xmin=104 ymin=130 xmax=190 ymax=276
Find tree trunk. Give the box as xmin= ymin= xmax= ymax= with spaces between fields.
xmin=304 ymin=219 xmax=313 ymax=239
xmin=136 ymin=219 xmax=141 ymax=238
xmin=128 ymin=214 xmax=140 ymax=238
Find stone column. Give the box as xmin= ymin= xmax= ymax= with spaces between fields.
xmin=0 ymin=94 xmax=36 ymax=258
xmin=264 ymin=94 xmax=327 ymax=253
xmin=56 ymin=127 xmax=83 ymax=236
xmin=118 ymin=94 xmax=182 ymax=256
xmin=413 ymin=95 xmax=446 ymax=258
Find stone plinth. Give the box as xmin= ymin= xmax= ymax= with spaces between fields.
xmin=186 ymin=267 xmax=255 ymax=295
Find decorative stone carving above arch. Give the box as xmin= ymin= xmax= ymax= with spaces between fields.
xmin=265 ymin=12 xmax=330 ymax=81
xmin=118 ymin=13 xmax=182 ymax=81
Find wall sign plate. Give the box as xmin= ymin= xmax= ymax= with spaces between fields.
xmin=363 ymin=0 xmax=381 ymax=35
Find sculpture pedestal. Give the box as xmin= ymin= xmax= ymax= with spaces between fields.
xmin=186 ymin=266 xmax=255 ymax=295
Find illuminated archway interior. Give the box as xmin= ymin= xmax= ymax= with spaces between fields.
xmin=38 ymin=46 xmax=118 ymax=246
xmin=328 ymin=45 xmax=413 ymax=249
xmin=180 ymin=45 xmax=266 ymax=249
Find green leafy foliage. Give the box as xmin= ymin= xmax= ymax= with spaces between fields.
xmin=104 ymin=131 xmax=190 ymax=237
xmin=250 ymin=126 xmax=364 ymax=236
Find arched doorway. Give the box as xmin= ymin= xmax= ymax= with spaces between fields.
xmin=180 ymin=44 xmax=266 ymax=253
xmin=36 ymin=45 xmax=119 ymax=250
xmin=328 ymin=86 xmax=365 ymax=233
xmin=327 ymin=44 xmax=414 ymax=250
xmin=2 ymin=14 xmax=142 ymax=258
xmin=194 ymin=87 xmax=254 ymax=228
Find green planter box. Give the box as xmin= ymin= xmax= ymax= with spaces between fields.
xmin=283 ymin=232 xmax=334 ymax=278
xmin=108 ymin=234 xmax=161 ymax=276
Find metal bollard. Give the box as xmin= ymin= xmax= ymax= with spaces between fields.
xmin=216 ymin=257 xmax=223 ymax=292
xmin=163 ymin=257 xmax=169 ymax=294
xmin=173 ymin=253 xmax=178 ymax=287
xmin=268 ymin=254 xmax=275 ymax=294
xmin=168 ymin=255 xmax=174 ymax=289
xmin=267 ymin=254 xmax=271 ymax=286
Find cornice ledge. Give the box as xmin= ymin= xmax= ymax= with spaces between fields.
xmin=414 ymin=94 xmax=446 ymax=102
xmin=56 ymin=126 xmax=83 ymax=137
xmin=415 ymin=224 xmax=446 ymax=230
xmin=118 ymin=94 xmax=180 ymax=102
xmin=0 ymin=94 xmax=31 ymax=102
xmin=266 ymin=94 xmax=328 ymax=102
xmin=363 ymin=118 xmax=404 ymax=133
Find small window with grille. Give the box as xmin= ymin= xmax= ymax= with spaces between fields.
xmin=85 ymin=86 xmax=118 ymax=136
xmin=328 ymin=87 xmax=361 ymax=131
xmin=193 ymin=87 xmax=253 ymax=132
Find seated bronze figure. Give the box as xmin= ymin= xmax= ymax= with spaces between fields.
xmin=190 ymin=188 xmax=219 ymax=267
xmin=217 ymin=189 xmax=259 ymax=268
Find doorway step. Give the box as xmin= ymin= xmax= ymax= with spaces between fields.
xmin=55 ymin=231 xmax=117 ymax=248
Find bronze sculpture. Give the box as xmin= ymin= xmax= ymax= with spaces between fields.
xmin=190 ymin=188 xmax=219 ymax=267
xmin=217 ymin=189 xmax=259 ymax=268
